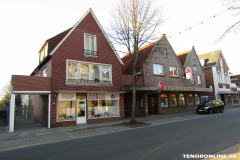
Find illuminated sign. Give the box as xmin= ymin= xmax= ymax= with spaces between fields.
xmin=59 ymin=93 xmax=76 ymax=101
xmin=88 ymin=93 xmax=106 ymax=100
xmin=158 ymin=81 xmax=165 ymax=90
xmin=186 ymin=67 xmax=193 ymax=79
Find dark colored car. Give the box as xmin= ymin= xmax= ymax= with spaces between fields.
xmin=196 ymin=100 xmax=224 ymax=114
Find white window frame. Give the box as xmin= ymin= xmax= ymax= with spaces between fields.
xmin=66 ymin=60 xmax=112 ymax=84
xmin=84 ymin=33 xmax=97 ymax=52
xmin=42 ymin=67 xmax=47 ymax=77
xmin=153 ymin=64 xmax=164 ymax=75
xmin=191 ymin=74 xmax=194 ymax=84
xmin=197 ymin=75 xmax=201 ymax=85
xmin=169 ymin=66 xmax=178 ymax=77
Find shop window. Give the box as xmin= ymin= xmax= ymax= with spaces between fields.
xmin=179 ymin=94 xmax=185 ymax=106
xmin=197 ymin=75 xmax=201 ymax=84
xmin=87 ymin=100 xmax=119 ymax=118
xmin=58 ymin=101 xmax=76 ymax=121
xmin=153 ymin=64 xmax=164 ymax=75
xmin=189 ymin=94 xmax=194 ymax=105
xmin=169 ymin=66 xmax=178 ymax=77
xmin=170 ymin=94 xmax=177 ymax=107
xmin=195 ymin=94 xmax=200 ymax=105
xmin=161 ymin=94 xmax=168 ymax=107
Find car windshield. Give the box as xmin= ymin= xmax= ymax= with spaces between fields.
xmin=200 ymin=101 xmax=212 ymax=105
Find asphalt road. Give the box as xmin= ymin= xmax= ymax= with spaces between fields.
xmin=1 ymin=110 xmax=240 ymax=160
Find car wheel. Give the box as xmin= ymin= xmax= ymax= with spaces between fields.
xmin=209 ymin=109 xmax=213 ymax=114
xmin=221 ymin=108 xmax=224 ymax=113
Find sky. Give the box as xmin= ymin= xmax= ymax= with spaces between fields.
xmin=0 ymin=0 xmax=240 ymax=95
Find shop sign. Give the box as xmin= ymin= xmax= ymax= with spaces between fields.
xmin=165 ymin=86 xmax=195 ymax=91
xmin=158 ymin=81 xmax=164 ymax=90
xmin=87 ymin=93 xmax=119 ymax=100
xmin=185 ymin=67 xmax=193 ymax=79
xmin=59 ymin=93 xmax=76 ymax=101
xmin=88 ymin=93 xmax=106 ymax=100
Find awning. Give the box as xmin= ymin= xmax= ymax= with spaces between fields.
xmin=55 ymin=90 xmax=127 ymax=94
xmin=218 ymin=91 xmax=238 ymax=94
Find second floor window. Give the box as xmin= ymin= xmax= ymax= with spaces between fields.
xmin=169 ymin=66 xmax=178 ymax=77
xmin=153 ymin=64 xmax=164 ymax=75
xmin=67 ymin=60 xmax=111 ymax=84
xmin=42 ymin=67 xmax=47 ymax=77
xmin=197 ymin=75 xmax=201 ymax=84
xmin=84 ymin=33 xmax=97 ymax=56
xmin=191 ymin=74 xmax=194 ymax=84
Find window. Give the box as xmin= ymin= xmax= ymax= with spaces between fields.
xmin=67 ymin=60 xmax=112 ymax=85
xmin=153 ymin=64 xmax=164 ymax=75
xmin=191 ymin=74 xmax=194 ymax=84
xmin=197 ymin=75 xmax=201 ymax=84
xmin=84 ymin=33 xmax=97 ymax=56
xmin=179 ymin=94 xmax=185 ymax=106
xmin=42 ymin=67 xmax=47 ymax=77
xmin=195 ymin=94 xmax=200 ymax=105
xmin=39 ymin=43 xmax=48 ymax=62
xmin=160 ymin=49 xmax=167 ymax=57
xmin=225 ymin=73 xmax=228 ymax=84
xmin=169 ymin=66 xmax=178 ymax=77
xmin=161 ymin=94 xmax=168 ymax=107
xmin=58 ymin=101 xmax=76 ymax=121
xmin=218 ymin=72 xmax=221 ymax=83
xmin=192 ymin=59 xmax=196 ymax=66
xmin=189 ymin=94 xmax=194 ymax=105
xmin=170 ymin=94 xmax=177 ymax=107
xmin=87 ymin=100 xmax=119 ymax=118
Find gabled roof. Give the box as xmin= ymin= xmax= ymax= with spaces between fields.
xmin=197 ymin=49 xmax=221 ymax=67
xmin=176 ymin=51 xmax=189 ymax=66
xmin=121 ymin=42 xmax=157 ymax=74
xmin=48 ymin=8 xmax=123 ymax=65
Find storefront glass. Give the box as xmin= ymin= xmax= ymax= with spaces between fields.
xmin=161 ymin=94 xmax=168 ymax=107
xmin=58 ymin=101 xmax=76 ymax=121
xmin=195 ymin=94 xmax=200 ymax=105
xmin=87 ymin=100 xmax=119 ymax=118
xmin=189 ymin=94 xmax=194 ymax=105
xmin=179 ymin=94 xmax=185 ymax=106
xmin=170 ymin=94 xmax=177 ymax=107
xmin=233 ymin=94 xmax=239 ymax=104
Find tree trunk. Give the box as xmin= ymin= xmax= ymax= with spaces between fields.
xmin=130 ymin=57 xmax=137 ymax=124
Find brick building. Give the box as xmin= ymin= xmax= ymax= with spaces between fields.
xmin=230 ymin=74 xmax=240 ymax=104
xmin=9 ymin=9 xmax=125 ymax=132
xmin=198 ymin=50 xmax=238 ymax=105
xmin=122 ymin=34 xmax=212 ymax=117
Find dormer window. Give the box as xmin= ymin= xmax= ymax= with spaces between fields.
xmin=84 ymin=33 xmax=97 ymax=57
xmin=39 ymin=43 xmax=48 ymax=63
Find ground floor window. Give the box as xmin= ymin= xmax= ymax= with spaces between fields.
xmin=233 ymin=94 xmax=239 ymax=104
xmin=179 ymin=94 xmax=185 ymax=106
xmin=195 ymin=94 xmax=200 ymax=105
xmin=189 ymin=94 xmax=194 ymax=105
xmin=170 ymin=94 xmax=177 ymax=107
xmin=161 ymin=94 xmax=168 ymax=107
xmin=87 ymin=100 xmax=119 ymax=118
xmin=58 ymin=101 xmax=76 ymax=121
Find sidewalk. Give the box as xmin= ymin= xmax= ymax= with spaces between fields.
xmin=0 ymin=104 xmax=239 ymax=151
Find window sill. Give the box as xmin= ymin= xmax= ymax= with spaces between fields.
xmin=88 ymin=116 xmax=120 ymax=119
xmin=170 ymin=76 xmax=179 ymax=78
xmin=154 ymin=74 xmax=164 ymax=76
xmin=83 ymin=54 xmax=98 ymax=58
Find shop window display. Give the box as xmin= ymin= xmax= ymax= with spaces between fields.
xmin=189 ymin=94 xmax=194 ymax=105
xmin=161 ymin=94 xmax=168 ymax=107
xmin=58 ymin=101 xmax=76 ymax=121
xmin=195 ymin=94 xmax=200 ymax=105
xmin=170 ymin=94 xmax=177 ymax=107
xmin=179 ymin=94 xmax=185 ymax=106
xmin=88 ymin=100 xmax=119 ymax=118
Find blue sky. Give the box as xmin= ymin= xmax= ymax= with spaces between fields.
xmin=0 ymin=0 xmax=240 ymax=95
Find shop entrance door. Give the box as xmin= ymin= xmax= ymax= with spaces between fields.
xmin=148 ymin=95 xmax=157 ymax=114
xmin=76 ymin=100 xmax=86 ymax=124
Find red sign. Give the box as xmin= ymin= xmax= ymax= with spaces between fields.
xmin=158 ymin=81 xmax=164 ymax=90
xmin=185 ymin=67 xmax=192 ymax=79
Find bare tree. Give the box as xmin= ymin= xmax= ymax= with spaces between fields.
xmin=220 ymin=0 xmax=240 ymax=39
xmin=109 ymin=0 xmax=165 ymax=124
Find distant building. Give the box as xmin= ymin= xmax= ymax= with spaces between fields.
xmin=198 ymin=50 xmax=238 ymax=105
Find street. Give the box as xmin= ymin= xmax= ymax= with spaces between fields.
xmin=0 ymin=109 xmax=240 ymax=160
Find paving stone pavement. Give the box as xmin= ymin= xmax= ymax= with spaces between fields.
xmin=0 ymin=105 xmax=239 ymax=152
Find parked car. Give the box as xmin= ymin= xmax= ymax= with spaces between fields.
xmin=196 ymin=100 xmax=224 ymax=114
